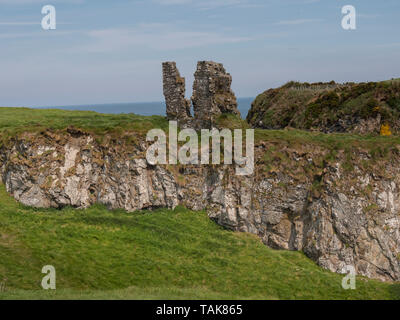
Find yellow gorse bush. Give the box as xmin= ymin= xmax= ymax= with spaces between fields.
xmin=380 ymin=123 xmax=392 ymax=136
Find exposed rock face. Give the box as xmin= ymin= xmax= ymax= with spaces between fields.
xmin=162 ymin=61 xmax=240 ymax=129
xmin=192 ymin=61 xmax=240 ymax=128
xmin=162 ymin=62 xmax=191 ymax=124
xmin=1 ymin=131 xmax=400 ymax=282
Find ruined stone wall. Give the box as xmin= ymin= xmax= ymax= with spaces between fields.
xmin=192 ymin=61 xmax=240 ymax=128
xmin=162 ymin=61 xmax=240 ymax=129
xmin=162 ymin=62 xmax=191 ymax=124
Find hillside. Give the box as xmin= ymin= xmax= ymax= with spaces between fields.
xmin=247 ymin=79 xmax=400 ymax=134
xmin=0 ymin=184 xmax=399 ymax=300
xmin=1 ymin=107 xmax=400 ymax=298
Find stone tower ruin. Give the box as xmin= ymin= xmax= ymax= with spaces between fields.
xmin=162 ymin=62 xmax=191 ymax=125
xmin=162 ymin=61 xmax=240 ymax=129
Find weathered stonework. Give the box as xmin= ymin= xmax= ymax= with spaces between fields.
xmin=192 ymin=61 xmax=240 ymax=129
xmin=162 ymin=62 xmax=191 ymax=124
xmin=162 ymin=61 xmax=240 ymax=129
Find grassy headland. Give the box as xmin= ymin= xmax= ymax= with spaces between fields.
xmin=0 ymin=107 xmax=400 ymax=299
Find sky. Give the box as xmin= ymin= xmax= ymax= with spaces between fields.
xmin=0 ymin=0 xmax=399 ymax=107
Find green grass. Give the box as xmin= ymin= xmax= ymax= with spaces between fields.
xmin=255 ymin=128 xmax=400 ymax=158
xmin=248 ymin=79 xmax=400 ymax=132
xmin=215 ymin=113 xmax=250 ymax=129
xmin=0 ymin=107 xmax=400 ymax=299
xmin=0 ymin=107 xmax=168 ymax=145
xmin=0 ymin=184 xmax=399 ymax=300
xmin=1 ymin=287 xmax=243 ymax=300
xmin=1 ymin=106 xmax=399 ymax=159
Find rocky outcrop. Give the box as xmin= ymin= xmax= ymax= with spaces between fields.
xmin=162 ymin=62 xmax=191 ymax=125
xmin=1 ymin=130 xmax=400 ymax=282
xmin=192 ymin=61 xmax=240 ymax=129
xmin=247 ymin=80 xmax=400 ymax=134
xmin=162 ymin=61 xmax=241 ymax=129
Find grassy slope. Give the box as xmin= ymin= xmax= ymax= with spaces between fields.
xmin=247 ymin=80 xmax=400 ymax=131
xmin=0 ymin=184 xmax=399 ymax=300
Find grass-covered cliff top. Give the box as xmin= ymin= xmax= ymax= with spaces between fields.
xmin=0 ymin=107 xmax=168 ymax=144
xmin=2 ymin=107 xmax=400 ymax=160
xmin=0 ymin=184 xmax=398 ymax=300
xmin=247 ymin=79 xmax=400 ymax=134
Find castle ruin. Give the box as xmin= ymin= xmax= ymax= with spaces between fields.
xmin=162 ymin=62 xmax=191 ymax=124
xmin=162 ymin=61 xmax=240 ymax=129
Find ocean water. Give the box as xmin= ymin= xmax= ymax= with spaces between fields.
xmin=36 ymin=97 xmax=254 ymax=119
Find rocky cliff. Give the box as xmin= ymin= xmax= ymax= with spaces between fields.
xmin=1 ymin=128 xmax=400 ymax=282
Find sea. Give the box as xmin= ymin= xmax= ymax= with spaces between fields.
xmin=34 ymin=97 xmax=254 ymax=119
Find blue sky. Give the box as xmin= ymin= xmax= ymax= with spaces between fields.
xmin=0 ymin=0 xmax=399 ymax=106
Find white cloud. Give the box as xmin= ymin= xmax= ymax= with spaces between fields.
xmin=153 ymin=0 xmax=261 ymax=10
xmin=0 ymin=21 xmax=73 ymax=26
xmin=276 ymin=18 xmax=322 ymax=25
xmin=0 ymin=30 xmax=73 ymax=39
xmin=0 ymin=0 xmax=83 ymax=3
xmin=80 ymin=23 xmax=252 ymax=52
xmin=358 ymin=13 xmax=380 ymax=19
xmin=195 ymin=0 xmax=247 ymax=10
xmin=154 ymin=0 xmax=191 ymax=4
xmin=0 ymin=22 xmax=39 ymax=26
